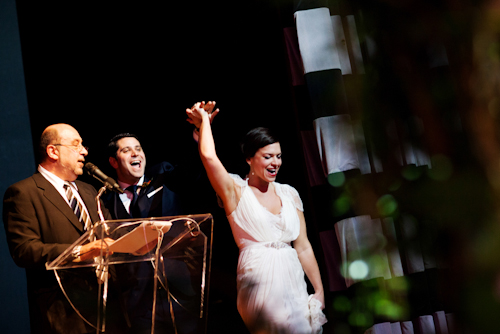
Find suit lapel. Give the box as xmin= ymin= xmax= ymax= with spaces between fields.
xmin=136 ymin=175 xmax=158 ymax=218
xmin=113 ymin=191 xmax=132 ymax=219
xmin=33 ymin=173 xmax=84 ymax=232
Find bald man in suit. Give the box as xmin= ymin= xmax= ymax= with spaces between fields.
xmin=3 ymin=123 xmax=125 ymax=334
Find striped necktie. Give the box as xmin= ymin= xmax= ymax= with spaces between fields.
xmin=64 ymin=182 xmax=92 ymax=230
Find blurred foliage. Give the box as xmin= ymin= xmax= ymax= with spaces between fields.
xmin=355 ymin=0 xmax=500 ymax=332
xmin=276 ymin=0 xmax=500 ymax=332
xmin=289 ymin=0 xmax=500 ymax=332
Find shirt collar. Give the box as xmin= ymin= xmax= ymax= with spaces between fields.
xmin=38 ymin=164 xmax=77 ymax=190
xmin=118 ymin=175 xmax=144 ymax=192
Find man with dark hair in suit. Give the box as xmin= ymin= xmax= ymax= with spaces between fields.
xmin=3 ymin=123 xmax=125 ymax=333
xmin=103 ymin=102 xmax=219 ymax=334
xmin=105 ymin=132 xmax=188 ymax=219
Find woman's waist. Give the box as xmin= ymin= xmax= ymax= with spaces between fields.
xmin=238 ymin=239 xmax=292 ymax=251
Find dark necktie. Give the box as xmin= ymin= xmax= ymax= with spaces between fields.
xmin=126 ymin=185 xmax=141 ymax=218
xmin=64 ymin=182 xmax=91 ymax=230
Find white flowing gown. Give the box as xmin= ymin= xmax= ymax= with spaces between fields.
xmin=227 ymin=174 xmax=327 ymax=334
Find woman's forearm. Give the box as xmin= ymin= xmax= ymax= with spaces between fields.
xmin=297 ymin=245 xmax=324 ymax=295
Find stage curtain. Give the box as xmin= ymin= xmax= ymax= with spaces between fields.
xmin=280 ymin=1 xmax=455 ymax=333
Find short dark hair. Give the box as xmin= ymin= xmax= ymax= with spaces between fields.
xmin=108 ymin=133 xmax=140 ymax=158
xmin=241 ymin=127 xmax=279 ymax=160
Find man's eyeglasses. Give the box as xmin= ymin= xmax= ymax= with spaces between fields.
xmin=53 ymin=144 xmax=89 ymax=153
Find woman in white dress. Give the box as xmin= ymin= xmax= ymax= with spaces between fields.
xmin=186 ymin=102 xmax=327 ymax=334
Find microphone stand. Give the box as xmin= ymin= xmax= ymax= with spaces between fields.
xmin=96 ymin=186 xmax=108 ymax=227
xmin=94 ymin=185 xmax=111 ymax=334
xmin=81 ymin=163 xmax=123 ymax=333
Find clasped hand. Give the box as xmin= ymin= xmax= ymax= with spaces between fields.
xmin=186 ymin=101 xmax=219 ymax=128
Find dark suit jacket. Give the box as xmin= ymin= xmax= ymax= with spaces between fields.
xmin=102 ymin=160 xmax=206 ymax=334
xmin=103 ymin=161 xmax=199 ymax=220
xmin=3 ymin=172 xmax=118 ymax=334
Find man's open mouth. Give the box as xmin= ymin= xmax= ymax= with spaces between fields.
xmin=130 ymin=160 xmax=141 ymax=169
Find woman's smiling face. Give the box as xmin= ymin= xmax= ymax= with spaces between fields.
xmin=247 ymin=142 xmax=282 ymax=182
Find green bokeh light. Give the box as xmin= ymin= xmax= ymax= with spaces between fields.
xmin=348 ymin=311 xmax=373 ymax=327
xmin=428 ymin=154 xmax=454 ymax=181
xmin=376 ymin=194 xmax=398 ymax=216
xmin=375 ymin=299 xmax=404 ymax=319
xmin=333 ymin=295 xmax=352 ymax=312
xmin=328 ymin=172 xmax=346 ymax=187
xmin=334 ymin=194 xmax=351 ymax=216
xmin=349 ymin=260 xmax=369 ymax=280
xmin=402 ymin=164 xmax=424 ymax=181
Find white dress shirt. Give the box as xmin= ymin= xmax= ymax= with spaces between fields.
xmin=38 ymin=165 xmax=91 ymax=217
xmin=117 ymin=175 xmax=144 ymax=214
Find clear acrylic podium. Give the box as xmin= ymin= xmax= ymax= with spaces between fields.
xmin=46 ymin=214 xmax=213 ymax=334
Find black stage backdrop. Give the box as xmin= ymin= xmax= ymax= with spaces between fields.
xmin=16 ymin=1 xmax=299 ymax=176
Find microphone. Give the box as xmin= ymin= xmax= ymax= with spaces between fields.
xmin=84 ymin=162 xmax=124 ymax=194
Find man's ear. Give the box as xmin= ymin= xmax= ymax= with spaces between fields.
xmin=109 ymin=157 xmax=118 ymax=169
xmin=46 ymin=145 xmax=59 ymax=160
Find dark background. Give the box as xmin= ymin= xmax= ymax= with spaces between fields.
xmin=16 ymin=1 xmax=299 ymax=175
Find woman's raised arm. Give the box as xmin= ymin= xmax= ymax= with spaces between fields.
xmin=186 ymin=102 xmax=239 ymax=215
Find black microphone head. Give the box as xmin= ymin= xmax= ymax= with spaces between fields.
xmin=84 ymin=162 xmax=96 ymax=175
xmin=84 ymin=161 xmax=124 ymax=194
